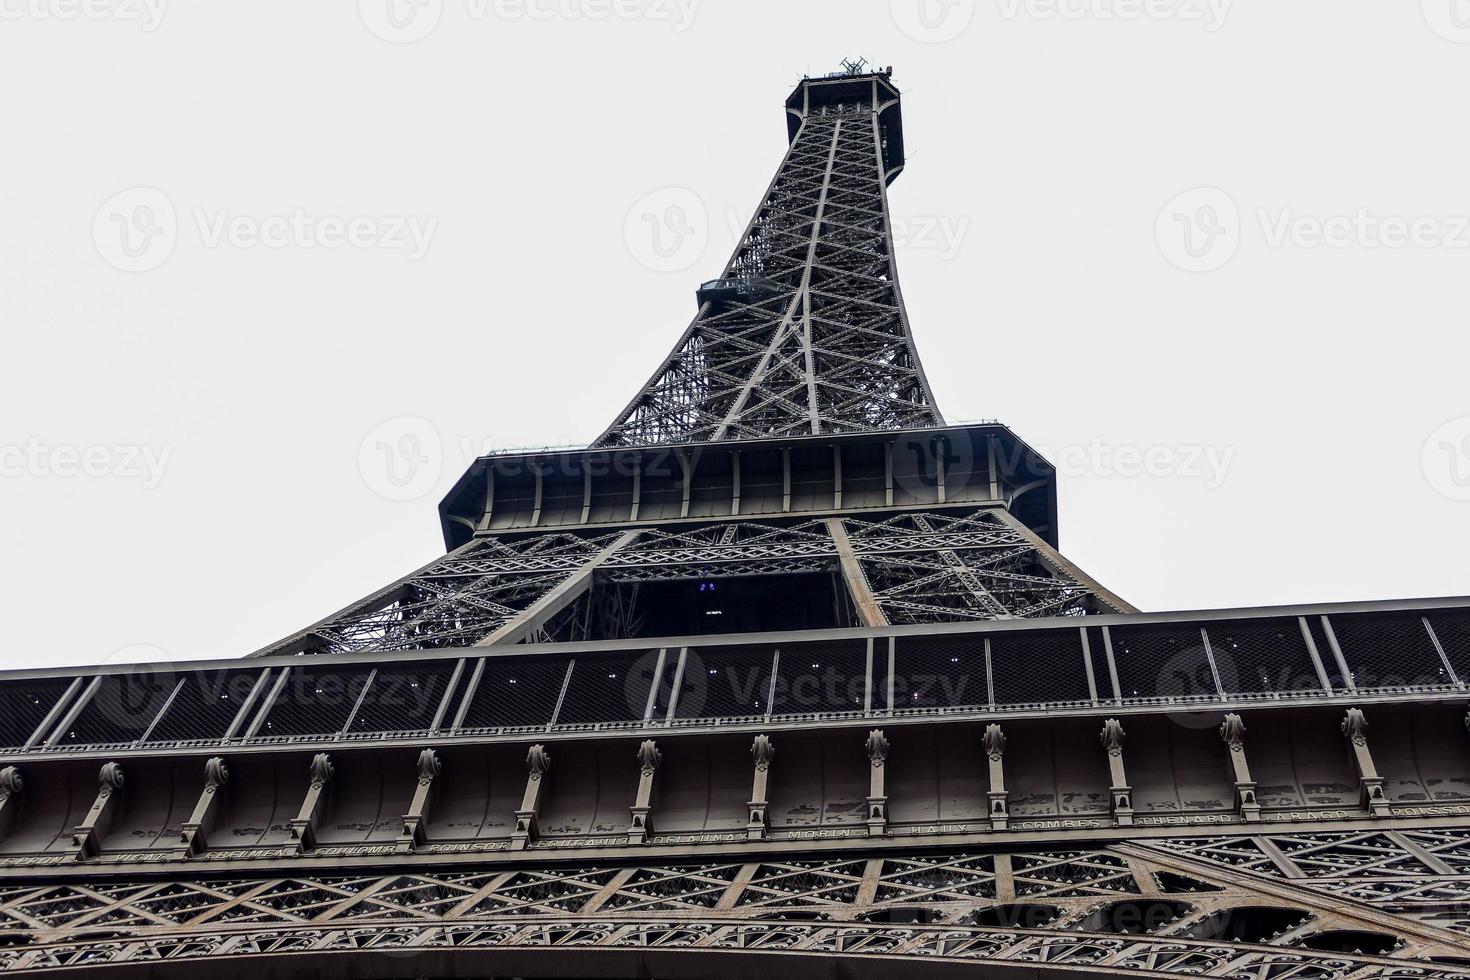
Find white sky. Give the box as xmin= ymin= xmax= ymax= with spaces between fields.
xmin=2 ymin=0 xmax=1468 ymax=670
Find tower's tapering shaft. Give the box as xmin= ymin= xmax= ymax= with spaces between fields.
xmin=597 ymin=69 xmax=941 ymax=448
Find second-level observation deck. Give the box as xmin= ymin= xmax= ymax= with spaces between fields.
xmin=437 ymin=423 xmax=1061 ymax=549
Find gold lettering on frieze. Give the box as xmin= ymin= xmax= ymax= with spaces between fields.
xmin=1262 ymin=810 xmax=1354 ymax=823
xmin=649 ymin=833 xmax=745 ymax=845
xmin=899 ymin=823 xmax=976 ymax=836
xmin=1135 ymin=813 xmax=1236 ymax=827
xmin=102 ymin=852 xmax=172 ymax=863
xmin=1391 ymin=805 xmax=1470 ymax=817
xmin=769 ymin=828 xmax=862 ymax=840
xmin=0 ymin=855 xmax=66 ymax=867
xmin=314 ymin=845 xmax=397 ymax=857
xmin=202 ymin=847 xmax=296 ymax=861
xmin=1010 ymin=818 xmax=1108 ymax=831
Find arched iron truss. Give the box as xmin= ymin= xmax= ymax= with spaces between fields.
xmin=6 ymin=831 xmax=1470 ymax=976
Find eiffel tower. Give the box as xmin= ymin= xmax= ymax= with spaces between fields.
xmin=2 ymin=65 xmax=1470 ymax=979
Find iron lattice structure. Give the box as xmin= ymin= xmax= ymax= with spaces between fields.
xmin=8 ymin=831 xmax=1470 ymax=975
xmin=596 ymin=78 xmax=938 ymax=446
xmin=254 ymin=507 xmax=1119 ymax=658
xmin=0 ymin=65 xmax=1466 ymax=979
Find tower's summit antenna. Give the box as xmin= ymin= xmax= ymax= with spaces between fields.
xmin=840 ymin=56 xmax=867 ymax=75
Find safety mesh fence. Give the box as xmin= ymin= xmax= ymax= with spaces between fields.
xmin=1328 ymin=613 xmax=1451 ymax=689
xmin=257 ymin=666 xmax=371 ymax=739
xmin=892 ymin=634 xmax=987 ymax=712
xmin=146 ymin=669 xmax=261 ymax=744
xmin=1202 ymin=618 xmax=1322 ymax=695
xmin=349 ymin=661 xmax=461 ymax=735
xmin=1427 ymin=612 xmax=1470 ymax=683
xmin=0 ymin=678 xmax=75 ymax=747
xmin=555 ymin=650 xmax=661 ymax=727
xmin=1107 ymin=624 xmax=1217 ymax=703
xmin=990 ymin=628 xmax=1092 ymax=706
xmin=770 ymin=639 xmax=869 ymax=717
xmin=460 ymin=656 xmax=568 ymax=731
xmin=674 ymin=646 xmax=776 ymax=720
xmin=58 ymin=673 xmax=177 ymax=745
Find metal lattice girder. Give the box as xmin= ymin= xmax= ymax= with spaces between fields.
xmin=3 ymin=836 xmax=1470 ymax=971
xmin=598 ymin=510 xmax=1109 ymax=618
xmin=838 ymin=510 xmax=1105 ymax=622
xmin=598 ymin=90 xmax=941 ymax=447
xmin=249 ymin=530 xmax=637 ymax=656
xmin=253 ymin=508 xmax=1116 ymax=658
